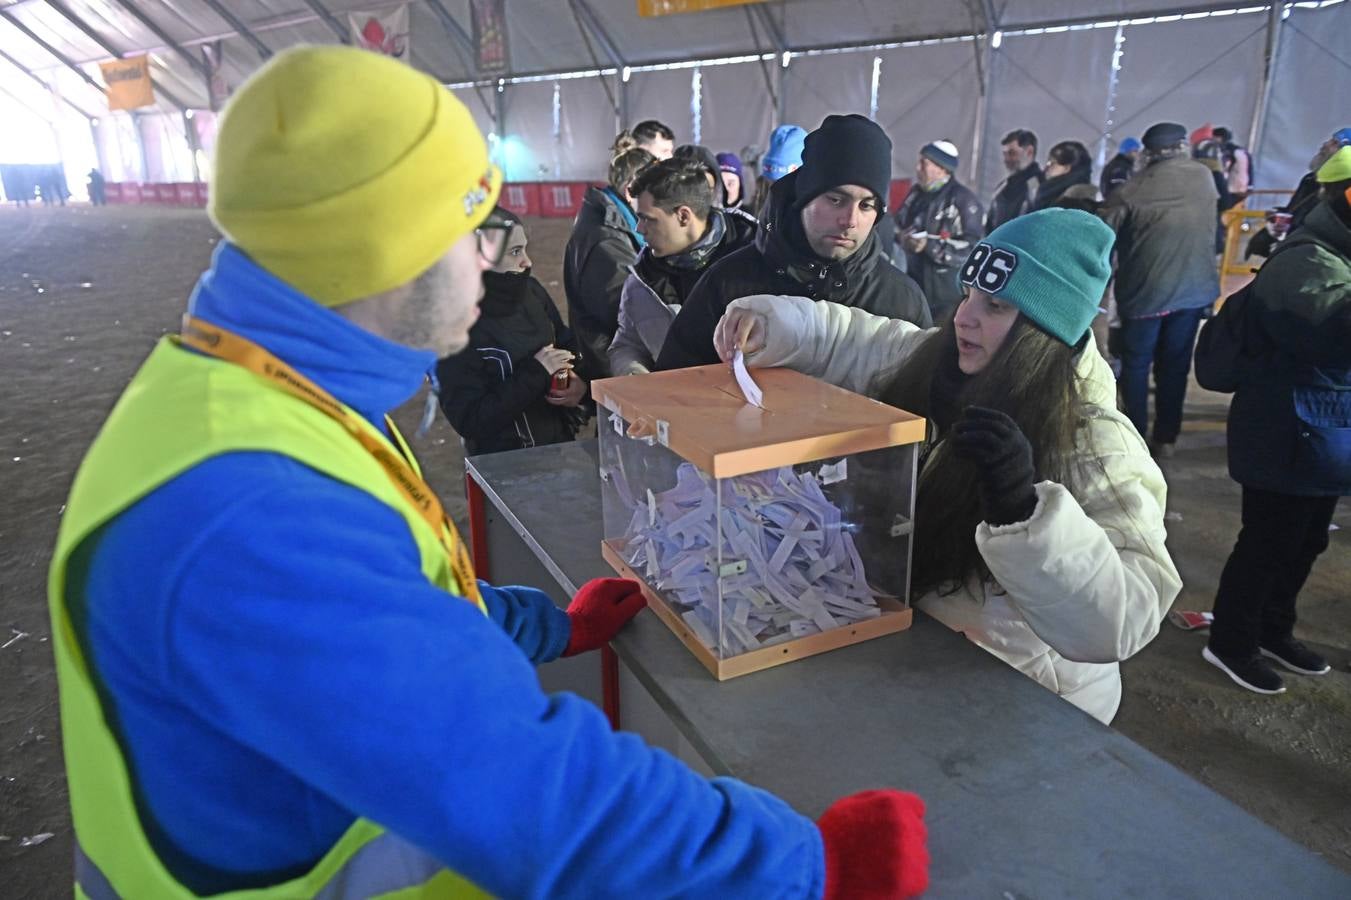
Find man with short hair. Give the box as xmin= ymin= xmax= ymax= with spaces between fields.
xmin=632 ymin=118 xmax=676 ymax=159
xmin=48 ymin=47 xmax=928 ymax=900
xmin=656 ymin=114 xmax=931 ymax=370
xmin=1100 ymin=137 xmax=1141 ymax=199
xmin=894 ymin=140 xmax=984 ymax=320
xmin=1100 ymin=121 xmax=1221 ymax=457
xmin=564 ymin=146 xmax=655 ymax=379
xmin=985 ymin=129 xmax=1042 ymax=233
xmin=610 ymin=158 xmax=750 ymax=375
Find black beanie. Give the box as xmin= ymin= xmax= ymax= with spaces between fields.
xmin=794 ymin=114 xmax=893 ymax=211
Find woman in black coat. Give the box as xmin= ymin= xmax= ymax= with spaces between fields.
xmin=436 ymin=208 xmax=589 ymax=455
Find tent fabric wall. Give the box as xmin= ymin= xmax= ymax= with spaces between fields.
xmin=501 ymin=80 xmax=558 ymax=181
xmin=875 ymin=41 xmax=981 ymax=184
xmin=1109 ymin=13 xmax=1267 ymax=163
xmin=4 ymin=0 xmax=1347 ymax=203
xmin=697 ymin=61 xmax=776 ymax=161
xmin=979 ymin=27 xmax=1118 ymax=198
xmin=627 ymin=68 xmax=700 ymax=145
xmin=783 ymin=52 xmax=873 ymax=136
xmin=559 ymin=77 xmax=621 ymax=181
xmin=1255 ymin=2 xmax=1351 ymax=190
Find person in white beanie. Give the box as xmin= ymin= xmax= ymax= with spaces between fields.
xmin=894 ymin=140 xmax=984 ymax=320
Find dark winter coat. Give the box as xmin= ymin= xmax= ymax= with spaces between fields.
xmin=563 ymin=186 xmax=643 ymax=379
xmin=724 ymin=204 xmax=760 ymax=246
xmin=1033 ymin=163 xmax=1093 ymax=211
xmin=436 ymin=272 xmax=581 ymax=455
xmin=985 ymin=162 xmax=1043 ymax=234
xmin=1195 ymin=200 xmax=1351 ymax=496
xmin=1098 ymin=154 xmax=1221 ymax=318
xmin=655 ymin=170 xmax=932 ymax=370
xmin=1100 ymin=153 xmax=1136 ymax=199
xmin=894 ymin=177 xmax=984 ymax=318
xmin=609 ymin=210 xmax=750 ymax=375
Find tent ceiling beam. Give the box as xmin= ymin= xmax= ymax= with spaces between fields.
xmin=0 ymin=42 xmax=96 ymax=119
xmin=199 ymin=0 xmax=272 ymax=60
xmin=107 ymin=0 xmax=210 ymax=81
xmin=299 ymin=0 xmax=351 ymax=44
xmin=749 ymin=3 xmax=787 ymax=55
xmin=0 ymin=6 xmax=107 ymax=98
xmin=424 ymin=0 xmax=479 ymax=65
xmin=570 ymin=0 xmax=628 ymax=68
xmin=43 ymin=0 xmax=191 ymax=112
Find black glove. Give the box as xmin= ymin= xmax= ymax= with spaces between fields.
xmin=950 ymin=406 xmax=1037 ymax=526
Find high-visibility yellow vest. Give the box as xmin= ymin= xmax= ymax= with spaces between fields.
xmin=48 ymin=337 xmax=491 ymax=899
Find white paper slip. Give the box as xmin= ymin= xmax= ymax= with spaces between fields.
xmin=732 ymin=350 xmax=764 ymax=408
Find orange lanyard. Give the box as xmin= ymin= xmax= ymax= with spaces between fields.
xmin=179 ymin=316 xmax=482 ymax=608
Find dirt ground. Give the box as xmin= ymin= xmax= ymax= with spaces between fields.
xmin=2 ymin=205 xmax=1348 ymax=894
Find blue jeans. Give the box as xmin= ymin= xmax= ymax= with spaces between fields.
xmin=1118 ymin=306 xmax=1206 ymax=445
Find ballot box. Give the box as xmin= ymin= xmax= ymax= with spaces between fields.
xmin=594 ymin=364 xmax=926 ymax=680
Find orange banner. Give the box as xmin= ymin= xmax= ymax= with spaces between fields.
xmin=99 ymin=55 xmax=155 ymax=111
xmin=637 ymin=0 xmax=763 ymax=16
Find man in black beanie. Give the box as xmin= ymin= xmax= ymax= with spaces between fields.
xmin=655 ymin=114 xmax=931 ymax=369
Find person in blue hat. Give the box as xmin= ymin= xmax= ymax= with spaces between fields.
xmin=712 ymin=208 xmax=1182 ymax=724
xmin=751 ymin=124 xmax=807 ymax=214
xmin=1101 ymin=137 xmax=1142 ymax=199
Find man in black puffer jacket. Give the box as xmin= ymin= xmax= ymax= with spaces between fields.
xmin=438 ymin=209 xmax=588 ymax=455
xmin=656 ymin=114 xmax=931 ymax=369
xmin=1195 ymin=185 xmax=1351 ymax=695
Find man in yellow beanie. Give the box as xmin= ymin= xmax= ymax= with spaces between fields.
xmin=48 ymin=46 xmax=927 ymax=899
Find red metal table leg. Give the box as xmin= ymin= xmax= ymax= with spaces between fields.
xmin=464 ymin=473 xmax=491 ymax=578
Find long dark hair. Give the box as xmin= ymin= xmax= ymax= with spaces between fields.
xmin=875 ymin=313 xmax=1087 ymax=593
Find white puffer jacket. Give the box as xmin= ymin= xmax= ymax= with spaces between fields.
xmin=730 ymin=294 xmax=1182 ymax=723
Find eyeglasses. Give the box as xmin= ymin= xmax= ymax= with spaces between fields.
xmin=475 ymin=222 xmax=514 ymax=266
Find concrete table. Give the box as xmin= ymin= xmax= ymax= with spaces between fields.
xmin=465 ymin=439 xmax=1350 ymax=898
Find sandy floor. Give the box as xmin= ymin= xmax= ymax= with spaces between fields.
xmin=1 ymin=204 xmax=1348 ymax=893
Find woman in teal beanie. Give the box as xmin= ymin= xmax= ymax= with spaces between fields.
xmin=713 ymin=208 xmax=1182 ymax=723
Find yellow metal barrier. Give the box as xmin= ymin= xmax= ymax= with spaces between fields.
xmin=1220 ymin=208 xmax=1269 ymax=277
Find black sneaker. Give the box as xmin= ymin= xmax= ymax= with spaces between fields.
xmin=1202 ymin=646 xmax=1286 ymax=694
xmin=1260 ymin=637 xmax=1331 ymax=676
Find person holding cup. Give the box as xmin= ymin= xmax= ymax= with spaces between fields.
xmin=436 ymin=205 xmax=590 ymax=454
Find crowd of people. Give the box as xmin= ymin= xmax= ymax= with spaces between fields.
xmin=436 ymin=111 xmax=1350 ymax=701
xmin=51 ymin=45 xmax=1345 ymax=897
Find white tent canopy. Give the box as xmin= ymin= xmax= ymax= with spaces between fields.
xmin=0 ymin=0 xmax=1347 ymax=194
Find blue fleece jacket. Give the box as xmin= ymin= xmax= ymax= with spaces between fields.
xmin=78 ymin=244 xmax=823 ymax=898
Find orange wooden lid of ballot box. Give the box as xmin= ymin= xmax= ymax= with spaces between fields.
xmin=591 ymin=364 xmax=927 ymax=478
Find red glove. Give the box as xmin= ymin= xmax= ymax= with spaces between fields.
xmin=818 ymin=790 xmax=929 ymax=900
xmin=562 ymin=578 xmax=646 ymax=657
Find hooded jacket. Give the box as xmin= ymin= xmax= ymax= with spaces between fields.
xmin=564 ymin=186 xmax=643 ymax=379
xmin=654 ymin=171 xmax=932 ymax=369
xmin=725 ymin=293 xmax=1181 ymax=724
xmin=1098 ymin=154 xmax=1221 ymax=318
xmin=1197 ymin=200 xmax=1351 ymax=496
xmin=609 ymin=209 xmax=748 ymax=376
xmin=436 ymin=271 xmax=581 ymax=455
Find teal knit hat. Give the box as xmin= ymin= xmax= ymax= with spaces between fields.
xmin=957 ymin=208 xmax=1113 ymax=346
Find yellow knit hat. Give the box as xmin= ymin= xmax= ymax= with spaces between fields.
xmin=209 ymin=46 xmax=501 ymax=307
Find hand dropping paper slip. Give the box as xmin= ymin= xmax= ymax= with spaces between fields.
xmin=733 ymin=350 xmax=764 ymax=408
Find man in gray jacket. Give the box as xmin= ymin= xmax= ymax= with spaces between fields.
xmin=609 ymin=158 xmax=748 ymax=375
xmin=1100 ymin=121 xmax=1221 ymax=457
